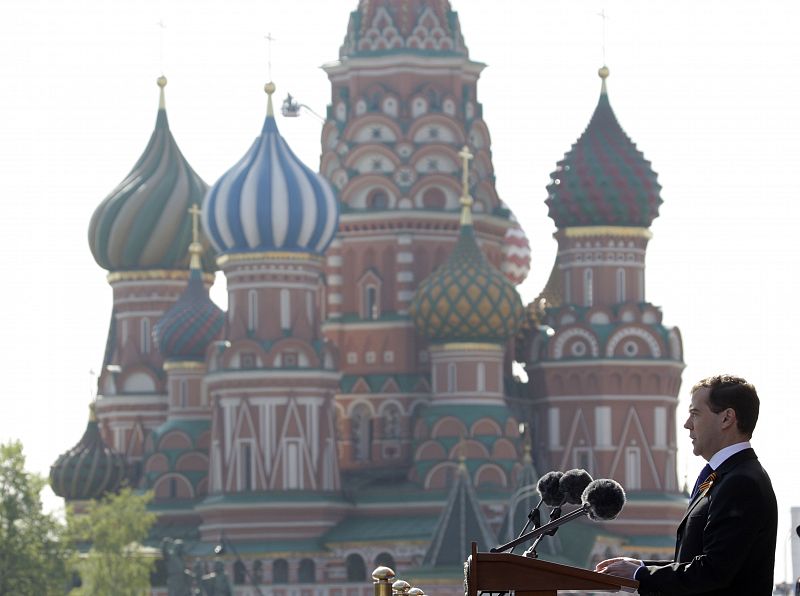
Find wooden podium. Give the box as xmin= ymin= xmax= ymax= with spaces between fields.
xmin=464 ymin=543 xmax=638 ymax=596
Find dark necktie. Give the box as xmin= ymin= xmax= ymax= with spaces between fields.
xmin=690 ymin=463 xmax=713 ymax=499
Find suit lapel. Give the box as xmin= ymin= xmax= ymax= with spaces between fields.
xmin=676 ymin=449 xmax=757 ymax=529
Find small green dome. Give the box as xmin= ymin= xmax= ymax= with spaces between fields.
xmin=410 ymin=221 xmax=523 ymax=343
xmin=49 ymin=406 xmax=127 ymax=501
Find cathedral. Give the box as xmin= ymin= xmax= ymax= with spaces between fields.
xmin=49 ymin=1 xmax=686 ymax=593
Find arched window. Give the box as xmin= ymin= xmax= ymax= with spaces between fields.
xmin=616 ymin=268 xmax=626 ymax=303
xmin=280 ymin=289 xmax=290 ymax=330
xmin=583 ymin=268 xmax=593 ymax=307
xmin=273 ymin=559 xmax=289 ymax=584
xmin=422 ymin=187 xmax=446 ymax=209
xmin=252 ymin=560 xmax=263 ymax=585
xmin=298 ymin=558 xmax=316 ymax=583
xmin=248 ymin=290 xmax=258 ymax=332
xmin=233 ymin=560 xmax=246 ymax=585
xmin=351 ymin=404 xmax=372 ymax=462
xmin=382 ymin=404 xmax=402 ymax=439
xmin=368 ymin=189 xmax=389 ymax=209
xmin=140 ymin=318 xmax=151 ymax=353
xmin=374 ymin=552 xmax=396 ymax=571
xmin=346 ymin=553 xmax=367 ymax=582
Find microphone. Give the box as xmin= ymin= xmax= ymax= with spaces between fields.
xmin=583 ymin=478 xmax=626 ymax=521
xmin=537 ymin=471 xmax=566 ymax=507
xmin=560 ymin=468 xmax=593 ymax=504
xmin=491 ymin=479 xmax=626 ymax=553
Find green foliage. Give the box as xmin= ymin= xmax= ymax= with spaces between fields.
xmin=0 ymin=440 xmax=73 ymax=595
xmin=69 ymin=487 xmax=157 ymax=596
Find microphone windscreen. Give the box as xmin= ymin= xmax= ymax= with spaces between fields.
xmin=560 ymin=469 xmax=593 ymax=504
xmin=536 ymin=471 xmax=565 ymax=506
xmin=582 ymin=479 xmax=626 ymax=520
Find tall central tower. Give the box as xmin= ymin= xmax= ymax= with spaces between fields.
xmin=320 ymin=0 xmax=528 ymax=478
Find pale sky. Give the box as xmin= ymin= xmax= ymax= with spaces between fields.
xmin=2 ymin=0 xmax=799 ymax=585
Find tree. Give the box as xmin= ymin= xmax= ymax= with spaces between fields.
xmin=69 ymin=487 xmax=157 ymax=596
xmin=0 ymin=440 xmax=72 ymax=595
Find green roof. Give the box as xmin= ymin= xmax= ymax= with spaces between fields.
xmin=324 ymin=515 xmax=438 ymax=543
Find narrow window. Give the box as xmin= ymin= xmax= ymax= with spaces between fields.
xmin=583 ymin=268 xmax=593 ymax=307
xmin=595 ymin=406 xmax=612 ymax=447
xmin=625 ymin=446 xmax=641 ymax=490
xmin=616 ymin=268 xmax=626 ymax=302
xmin=280 ymin=289 xmax=290 ymax=330
xmin=447 ymin=363 xmax=457 ymax=393
xmin=248 ymin=290 xmax=258 ymax=332
xmin=140 ymin=318 xmax=151 ymax=353
xmin=548 ymin=408 xmax=560 ymax=448
xmin=654 ymin=407 xmax=667 ymax=447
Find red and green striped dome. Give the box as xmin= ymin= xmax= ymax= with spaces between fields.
xmin=545 ymin=67 xmax=662 ymax=228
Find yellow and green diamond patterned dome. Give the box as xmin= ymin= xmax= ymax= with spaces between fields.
xmin=410 ymin=206 xmax=523 ymax=343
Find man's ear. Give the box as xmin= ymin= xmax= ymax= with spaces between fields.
xmin=720 ymin=407 xmax=737 ymax=431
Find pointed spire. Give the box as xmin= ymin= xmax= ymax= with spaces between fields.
xmin=422 ymin=463 xmax=496 ymax=567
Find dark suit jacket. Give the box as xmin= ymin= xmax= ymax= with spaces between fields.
xmin=636 ymin=448 xmax=777 ymax=595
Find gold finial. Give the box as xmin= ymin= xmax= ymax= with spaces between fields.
xmin=598 ymin=65 xmax=609 ymax=94
xmin=407 ymin=588 xmax=426 ymax=596
xmin=392 ymin=579 xmax=411 ymax=596
xmin=458 ymin=145 xmax=474 ymax=226
xmin=188 ymin=204 xmax=203 ymax=270
xmin=373 ymin=567 xmax=396 ymax=596
xmin=264 ymin=81 xmax=276 ymax=117
xmin=157 ymin=75 xmax=168 ymax=110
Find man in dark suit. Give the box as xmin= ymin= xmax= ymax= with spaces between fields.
xmin=595 ymin=374 xmax=777 ymax=595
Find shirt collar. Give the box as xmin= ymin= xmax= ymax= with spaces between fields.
xmin=708 ymin=441 xmax=751 ymax=470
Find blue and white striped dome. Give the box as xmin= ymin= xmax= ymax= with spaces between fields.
xmin=202 ymin=89 xmax=339 ymax=256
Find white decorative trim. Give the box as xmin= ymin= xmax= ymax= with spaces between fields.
xmin=552 ymin=328 xmax=600 ymax=359
xmin=606 ymin=327 xmax=662 ymax=358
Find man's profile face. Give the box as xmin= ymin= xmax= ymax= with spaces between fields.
xmin=683 ymin=387 xmax=726 ymax=461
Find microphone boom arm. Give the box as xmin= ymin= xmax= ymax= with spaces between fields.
xmin=490 ymin=504 xmax=589 ymax=553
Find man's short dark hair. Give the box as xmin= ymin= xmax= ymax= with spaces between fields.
xmin=691 ymin=375 xmax=759 ymax=437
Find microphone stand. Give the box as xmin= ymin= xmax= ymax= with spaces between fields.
xmin=484 ymin=499 xmax=543 ymax=596
xmin=522 ymin=506 xmax=561 ymax=559
xmin=491 ymin=504 xmax=590 ymax=553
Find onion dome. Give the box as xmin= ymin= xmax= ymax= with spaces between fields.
xmin=500 ymin=215 xmax=531 ymax=286
xmin=545 ymin=66 xmax=663 ymax=228
xmin=50 ymin=404 xmax=127 ymax=501
xmin=152 ymin=208 xmax=224 ymax=361
xmin=410 ymin=148 xmax=523 ymax=342
xmin=202 ymin=82 xmax=338 ymax=256
xmin=88 ymin=76 xmax=215 ymax=272
xmin=339 ymin=0 xmax=468 ymax=59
